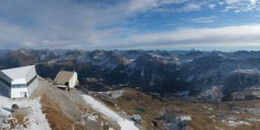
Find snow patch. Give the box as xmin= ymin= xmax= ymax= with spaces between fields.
xmin=179 ymin=115 xmax=192 ymax=121
xmin=98 ymin=90 xmax=125 ymax=99
xmin=232 ymin=69 xmax=260 ymax=75
xmin=81 ymin=94 xmax=139 ymax=130
xmin=26 ymin=99 xmax=51 ymax=130
xmin=0 ymin=95 xmax=51 ymax=130
xmin=223 ymin=120 xmax=251 ymax=127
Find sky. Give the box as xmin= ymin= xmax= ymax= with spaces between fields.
xmin=0 ymin=0 xmax=260 ymax=50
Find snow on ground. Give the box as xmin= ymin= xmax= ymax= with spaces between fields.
xmin=179 ymin=115 xmax=192 ymax=121
xmin=0 ymin=93 xmax=51 ymax=130
xmin=168 ymin=115 xmax=191 ymax=130
xmin=98 ymin=90 xmax=125 ymax=99
xmin=81 ymin=94 xmax=139 ymax=130
xmin=226 ymin=120 xmax=251 ymax=127
xmin=26 ymin=99 xmax=51 ymax=130
xmin=221 ymin=119 xmax=251 ymax=127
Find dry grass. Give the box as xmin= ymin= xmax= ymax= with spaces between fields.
xmin=9 ymin=112 xmax=29 ymax=129
xmin=166 ymin=100 xmax=260 ymax=130
xmin=93 ymin=88 xmax=166 ymax=129
xmin=40 ymin=94 xmax=84 ymax=130
xmin=13 ymin=112 xmax=28 ymax=125
xmin=76 ymin=101 xmax=120 ymax=130
xmin=76 ymin=102 xmax=88 ymax=112
xmin=94 ymin=88 xmax=260 ymax=130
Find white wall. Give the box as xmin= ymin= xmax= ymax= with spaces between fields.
xmin=27 ymin=77 xmax=38 ymax=96
xmin=26 ymin=66 xmax=38 ymax=97
xmin=10 ymin=77 xmax=38 ymax=98
xmin=10 ymin=66 xmax=38 ymax=98
xmin=12 ymin=78 xmax=26 ymax=84
xmin=69 ymin=72 xmax=78 ymax=88
xmin=25 ymin=66 xmax=37 ymax=82
xmin=11 ymin=87 xmax=28 ymax=98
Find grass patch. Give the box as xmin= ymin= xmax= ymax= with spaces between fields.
xmin=40 ymin=94 xmax=84 ymax=130
xmin=94 ymin=88 xmax=260 ymax=130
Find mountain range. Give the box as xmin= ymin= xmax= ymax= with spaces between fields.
xmin=1 ymin=49 xmax=260 ymax=102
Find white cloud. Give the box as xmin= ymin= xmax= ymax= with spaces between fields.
xmin=111 ymin=24 xmax=260 ymax=49
xmin=225 ymin=0 xmax=259 ymax=5
xmin=0 ymin=0 xmax=207 ymax=49
xmin=181 ymin=2 xmax=201 ymax=12
xmin=0 ymin=0 xmax=258 ymax=50
xmin=225 ymin=0 xmax=241 ymax=4
xmin=0 ymin=0 xmax=144 ymax=49
xmin=223 ymin=0 xmax=260 ymax=12
xmin=249 ymin=0 xmax=258 ymax=4
xmin=127 ymin=0 xmax=158 ymax=13
xmin=208 ymin=4 xmax=217 ymax=9
xmin=192 ymin=16 xmax=217 ymax=23
xmin=152 ymin=1 xmax=202 ymax=13
xmin=126 ymin=0 xmax=189 ymax=14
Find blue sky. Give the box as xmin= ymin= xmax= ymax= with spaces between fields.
xmin=0 ymin=0 xmax=260 ymax=50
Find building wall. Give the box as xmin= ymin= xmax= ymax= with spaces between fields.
xmin=10 ymin=87 xmax=28 ymax=98
xmin=0 ymin=71 xmax=12 ymax=85
xmin=26 ymin=66 xmax=38 ymax=97
xmin=69 ymin=72 xmax=78 ymax=88
xmin=25 ymin=66 xmax=37 ymax=83
xmin=11 ymin=78 xmax=28 ymax=98
xmin=0 ymin=80 xmax=11 ymax=97
xmin=0 ymin=71 xmax=12 ymax=97
xmin=27 ymin=77 xmax=38 ymax=96
xmin=11 ymin=78 xmax=26 ymax=85
xmin=10 ymin=66 xmax=38 ymax=98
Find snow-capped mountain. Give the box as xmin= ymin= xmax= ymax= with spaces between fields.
xmin=2 ymin=49 xmax=260 ymax=102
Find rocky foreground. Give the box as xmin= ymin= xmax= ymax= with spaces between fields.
xmin=1 ymin=77 xmax=260 ymax=130
xmin=0 ymin=77 xmax=140 ymax=130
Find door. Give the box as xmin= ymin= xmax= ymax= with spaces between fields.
xmin=24 ymin=92 xmax=27 ymax=97
xmin=21 ymin=92 xmax=27 ymax=98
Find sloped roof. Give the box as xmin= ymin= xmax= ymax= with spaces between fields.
xmin=54 ymin=71 xmax=76 ymax=85
xmin=1 ymin=65 xmax=35 ymax=80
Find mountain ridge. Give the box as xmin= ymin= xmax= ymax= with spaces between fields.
xmin=1 ymin=49 xmax=260 ymax=102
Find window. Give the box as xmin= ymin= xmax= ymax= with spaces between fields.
xmin=12 ymin=84 xmax=26 ymax=88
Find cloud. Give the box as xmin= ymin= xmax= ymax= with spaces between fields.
xmin=192 ymin=16 xmax=217 ymax=23
xmin=223 ymin=0 xmax=260 ymax=12
xmin=0 ymin=0 xmax=139 ymax=49
xmin=0 ymin=0 xmax=258 ymax=50
xmin=127 ymin=0 xmax=158 ymax=13
xmin=208 ymin=4 xmax=217 ymax=9
xmin=225 ymin=0 xmax=241 ymax=4
xmin=127 ymin=0 xmax=188 ymax=13
xmin=181 ymin=2 xmax=201 ymax=12
xmin=152 ymin=1 xmax=202 ymax=13
xmin=217 ymin=1 xmax=259 ymax=13
xmin=225 ymin=0 xmax=258 ymax=4
xmin=0 ymin=0 xmax=196 ymax=49
xmin=249 ymin=0 xmax=258 ymax=4
xmin=110 ymin=24 xmax=260 ymax=49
